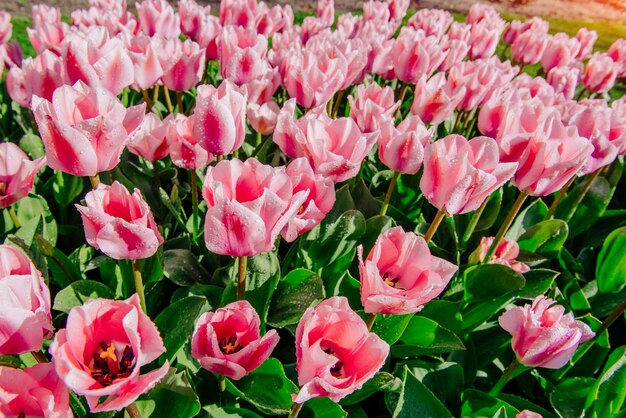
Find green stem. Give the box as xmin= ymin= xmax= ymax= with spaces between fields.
xmin=190 ymin=170 xmax=199 ymax=240
xmin=424 ymin=210 xmax=446 ymax=243
xmin=219 ymin=375 xmax=226 ymax=392
xmin=89 ymin=174 xmax=101 ymax=189
xmin=176 ymin=91 xmax=184 ymax=114
xmin=237 ymin=256 xmax=248 ymax=300
xmin=152 ymin=85 xmax=160 ymax=104
xmin=365 ymin=313 xmax=377 ymax=331
xmin=395 ymin=82 xmax=409 ymax=120
xmin=544 ymin=176 xmax=576 ymax=220
xmin=132 ymin=259 xmax=147 ymax=313
xmin=331 ymin=90 xmax=345 ymax=118
xmin=256 ymin=131 xmax=262 ymax=147
xmin=596 ymin=297 xmax=626 ymax=337
xmin=380 ymin=171 xmax=399 ymax=217
xmin=482 ymin=192 xmax=528 ymax=264
xmin=489 ymin=359 xmax=521 ymax=396
xmin=453 ymin=110 xmax=465 ymax=133
xmin=216 ymin=154 xmax=224 ymax=163
xmin=8 ymin=206 xmax=20 ymax=228
xmin=142 ymin=90 xmax=152 ymax=113
xmin=126 ymin=402 xmax=142 ymax=418
xmin=289 ymin=402 xmax=304 ymax=418
xmin=163 ymin=86 xmax=174 ymax=114
xmin=462 ymin=197 xmax=490 ymax=246
xmin=562 ymin=169 xmax=602 ymax=222
xmin=32 ymin=350 xmax=49 ymax=363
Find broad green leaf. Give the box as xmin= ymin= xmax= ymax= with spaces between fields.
xmin=19 ymin=132 xmax=45 ymax=159
xmin=393 ymin=316 xmax=465 ymax=357
xmin=517 ymin=269 xmax=559 ymax=299
xmin=461 ymin=389 xmax=519 ymax=417
xmin=360 ymin=215 xmax=395 ymax=257
xmin=14 ymin=195 xmax=57 ymax=246
xmin=584 ymin=346 xmax=626 ymax=417
xmin=267 ymin=269 xmax=325 ymax=328
xmin=53 ymin=280 xmax=114 ymax=313
xmin=506 ymin=199 xmax=548 ymax=240
xmin=203 ymin=405 xmax=263 ymax=418
xmin=475 ymin=188 xmax=503 ymax=232
xmin=154 ymin=296 xmax=209 ymax=361
xmin=407 ymin=361 xmax=464 ymax=404
xmin=341 ymin=372 xmax=403 ymax=406
xmin=163 ymin=249 xmax=210 ymax=286
xmin=52 ymin=171 xmax=84 ymax=207
xmin=550 ymin=377 xmax=595 ymax=418
xmin=372 ymin=313 xmax=415 ymax=345
xmin=596 ymin=226 xmax=626 ymax=293
xmin=135 ymin=368 xmax=200 ymax=418
xmin=391 ymin=365 xmax=453 ymax=418
xmin=517 ymin=219 xmax=568 ymax=258
xmin=303 ymin=397 xmax=347 ymax=418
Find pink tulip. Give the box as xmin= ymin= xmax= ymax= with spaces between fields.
xmin=76 ymin=181 xmax=164 ymax=260
xmin=194 ymin=80 xmax=247 ymax=156
xmin=541 ymin=33 xmax=581 ymax=73
xmin=203 ymin=158 xmax=309 ymax=257
xmin=387 ymin=0 xmax=410 ymax=25
xmin=468 ymin=21 xmax=501 ymax=59
xmin=282 ymin=158 xmax=336 ymax=242
xmin=391 ymin=29 xmax=430 ymax=83
xmin=408 ymin=9 xmax=453 ymax=39
xmin=71 ymin=5 xmax=139 ymax=35
xmin=156 ymin=38 xmax=205 ymax=91
xmin=474 ymin=236 xmax=529 ymax=274
xmin=218 ymin=26 xmax=268 ymax=85
xmin=317 ymin=0 xmax=335 ymax=27
xmin=348 ymin=83 xmax=399 ymax=133
xmin=378 ymin=116 xmax=432 ymax=174
xmin=420 ymin=135 xmax=518 ymax=216
xmin=0 ymin=11 xmax=11 ymax=45
xmin=0 ymin=363 xmax=70 ymax=417
xmin=1 ymin=40 xmax=23 ymax=68
xmin=511 ymin=31 xmax=548 ymax=66
xmin=466 ymin=3 xmax=501 ymax=24
xmin=608 ymin=38 xmax=626 ymax=78
xmin=62 ymin=28 xmax=134 ymax=95
xmin=167 ymin=114 xmax=213 ymax=169
xmin=511 ymin=114 xmax=593 ymax=196
xmin=499 ymin=296 xmax=594 ymax=369
xmin=575 ymin=28 xmax=597 ymax=60
xmin=517 ymin=411 xmax=543 ymax=418
xmin=447 ymin=21 xmax=471 ymax=43
xmin=447 ymin=60 xmax=500 ymax=111
xmin=32 ymin=4 xmax=61 ymax=29
xmin=197 ymin=15 xmax=223 ymax=61
xmin=241 ymin=66 xmax=281 ymax=105
xmin=136 ymin=0 xmax=181 ymax=39
xmin=438 ymin=37 xmax=470 ymax=72
xmin=32 ymin=81 xmax=144 ymax=177
xmin=547 ymin=66 xmax=580 ymax=100
xmin=367 ymin=37 xmax=396 ymax=80
xmin=0 ymin=143 xmax=46 ymax=209
xmin=27 ymin=20 xmax=69 ymax=55
xmin=0 ymin=244 xmax=52 ymax=355
xmin=121 ymin=34 xmax=164 ymax=91
xmin=247 ymin=101 xmax=280 ymax=135
xmin=179 ymin=0 xmax=211 ymax=40
xmin=358 ymin=226 xmax=457 ymax=314
xmin=128 ymin=113 xmax=170 ymax=161
xmin=219 ymin=0 xmax=256 ymax=28
xmin=583 ymin=53 xmax=618 ymax=93
xmin=6 ymin=50 xmax=66 ymax=108
xmin=191 ymin=300 xmax=280 ymax=380
xmin=610 ymin=98 xmax=626 ymax=155
xmin=503 ymin=17 xmax=549 ymax=46
xmin=294 ymin=296 xmax=390 ymax=403
xmin=50 ymin=295 xmax=169 ymax=412
xmin=411 ymin=73 xmax=464 ymax=125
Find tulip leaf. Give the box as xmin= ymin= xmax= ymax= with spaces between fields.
xmin=225 ymin=358 xmax=298 ymax=415
xmin=393 ymin=316 xmax=465 ymax=357
xmin=360 ymin=215 xmax=395 ymax=257
xmin=154 ymin=296 xmax=209 ymax=361
xmin=19 ymin=132 xmax=45 ymax=159
xmin=596 ymin=226 xmax=626 ymax=293
xmin=475 ymin=188 xmax=503 ymax=232
xmin=460 ymin=389 xmax=519 ymax=417
xmin=517 ymin=219 xmax=568 ymax=258
xmin=163 ymin=249 xmax=210 ymax=286
xmin=341 ymin=372 xmax=403 ymax=406
xmin=516 ymin=269 xmax=559 ymax=299
xmin=407 ymin=361 xmax=465 ymax=405
xmin=203 ymin=405 xmax=263 ymax=418
xmin=52 ymin=171 xmax=84 ymax=207
xmin=267 ymin=269 xmax=325 ymax=328
xmin=584 ymin=345 xmax=626 ymax=418
xmin=372 ymin=313 xmax=415 ymax=345
xmin=135 ymin=368 xmax=200 ymax=418
xmin=550 ymin=377 xmax=595 ymax=418
xmin=506 ymin=199 xmax=548 ymax=240
xmin=498 ymin=394 xmax=558 ymax=418
xmin=35 ymin=234 xmax=83 ymax=288
xmin=14 ymin=194 xmax=57 ymax=246
xmin=303 ymin=397 xmax=348 ymax=418
xmin=53 ymin=280 xmax=114 ymax=313
xmin=390 ymin=365 xmax=453 ymax=418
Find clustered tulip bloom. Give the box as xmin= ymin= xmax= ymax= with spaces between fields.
xmin=473 ymin=237 xmax=530 ymax=274
xmin=0 ymin=142 xmax=46 ymax=209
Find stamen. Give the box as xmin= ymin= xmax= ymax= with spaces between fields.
xmin=382 ymin=272 xmax=402 ymax=289
xmin=330 ymin=361 xmax=346 ymax=378
xmin=91 ymin=341 xmax=135 ymax=387
xmin=219 ymin=336 xmax=244 ymax=354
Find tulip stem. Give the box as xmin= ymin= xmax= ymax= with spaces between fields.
xmin=289 ymin=402 xmax=304 ymax=418
xmin=453 ymin=110 xmax=465 ymax=133
xmin=89 ymin=174 xmax=101 ymax=189
xmin=482 ymin=191 xmax=528 ymax=264
xmin=163 ymin=86 xmax=174 ymax=114
xmin=7 ymin=206 xmax=20 ymax=229
xmin=152 ymin=85 xmax=160 ymax=104
xmin=596 ymin=297 xmax=626 ymax=337
xmin=365 ymin=313 xmax=377 ymax=331
xmin=126 ymin=402 xmax=142 ymax=418
xmin=380 ymin=171 xmax=399 ymax=217
xmin=31 ymin=350 xmax=48 ymax=363
xmin=218 ymin=375 xmax=226 ymax=392
xmin=461 ymin=197 xmax=490 ymax=247
xmin=424 ymin=210 xmax=446 ymax=243
xmin=256 ymin=131 xmax=262 ymax=147
xmin=331 ymin=90 xmax=345 ymax=118
xmin=132 ymin=259 xmax=147 ymax=313
xmin=237 ymin=256 xmax=248 ymax=300
xmin=544 ymin=176 xmax=577 ymax=220
xmin=562 ymin=169 xmax=602 ymax=222
xmin=395 ymin=82 xmax=409 ymax=120
xmin=176 ymin=91 xmax=184 ymax=114
xmin=489 ymin=358 xmax=521 ymax=397
xmin=190 ymin=169 xmax=199 ymax=240
xmin=142 ymin=90 xmax=152 ymax=112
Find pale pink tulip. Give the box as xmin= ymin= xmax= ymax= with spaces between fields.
xmin=0 ymin=143 xmax=46 ymax=209
xmin=167 ymin=114 xmax=213 ymax=169
xmin=179 ymin=0 xmax=211 ymax=40
xmin=348 ymin=83 xmax=399 ymax=133
xmin=583 ymin=53 xmax=618 ymax=93
xmin=575 ymin=28 xmax=597 ymax=60
xmin=247 ymin=101 xmax=280 ymax=135
xmin=136 ymin=0 xmax=181 ymax=39
xmin=411 ymin=73 xmax=464 ymax=125
xmin=608 ymin=38 xmax=626 ymax=78
xmin=27 ymin=20 xmax=69 ymax=55
xmin=511 ymin=31 xmax=548 ymax=66
xmin=541 ymin=33 xmax=581 ymax=72
xmin=547 ymin=66 xmax=580 ymax=100
xmin=6 ymin=50 xmax=66 ymax=108
xmin=378 ymin=116 xmax=432 ymax=174
xmin=218 ymin=26 xmax=268 ymax=85
xmin=156 ymin=38 xmax=205 ymax=91
xmin=475 ymin=237 xmax=529 ymax=274
xmin=122 ymin=34 xmax=164 ymax=91
xmin=0 ymin=11 xmax=11 ymax=45
xmin=408 ymin=8 xmax=453 ymax=39
xmin=128 ymin=113 xmax=170 ymax=161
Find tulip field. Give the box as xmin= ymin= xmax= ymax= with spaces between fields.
xmin=1 ymin=0 xmax=626 ymax=416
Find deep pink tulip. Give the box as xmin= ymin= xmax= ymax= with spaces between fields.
xmin=348 ymin=83 xmax=399 ymax=133
xmin=511 ymin=31 xmax=548 ymax=66
xmin=202 ymin=158 xmax=308 ymax=257
xmin=218 ymin=26 xmax=268 ymax=85
xmin=583 ymin=53 xmax=618 ymax=93
xmin=0 ymin=363 xmax=70 ymax=417
xmin=541 ymin=33 xmax=581 ymax=73
xmin=128 ymin=113 xmax=170 ymax=162
xmin=547 ymin=66 xmax=580 ymax=100
xmin=191 ymin=300 xmax=280 ymax=380
xmin=294 ymin=296 xmax=389 ymax=403
xmin=475 ymin=236 xmax=529 ymax=274
xmin=32 ymin=81 xmax=144 ymax=177
xmin=391 ymin=29 xmax=430 ymax=83
xmin=194 ymin=80 xmax=247 ymax=156
xmin=6 ymin=50 xmax=66 ymax=108
xmin=121 ymin=34 xmax=164 ymax=91
xmin=499 ymin=296 xmax=594 ymax=369
xmin=167 ymin=114 xmax=213 ymax=170
xmin=1 ymin=40 xmax=23 ymax=68
xmin=27 ymin=20 xmax=69 ymax=55
xmin=358 ymin=226 xmax=457 ymax=315
xmin=608 ymin=38 xmax=626 ymax=78
xmin=136 ymin=0 xmax=181 ymax=39
xmin=0 ymin=11 xmax=11 ymax=45
xmin=378 ymin=116 xmax=432 ymax=174
xmin=76 ymin=181 xmax=164 ymax=260
xmin=179 ymin=0 xmax=211 ymax=40
xmin=610 ymin=98 xmax=626 ymax=155
xmin=408 ymin=8 xmax=453 ymax=39
xmin=420 ymin=135 xmax=518 ymax=216
xmin=575 ymin=28 xmax=597 ymax=60
xmin=156 ymin=38 xmax=205 ymax=91
xmin=247 ymin=101 xmax=280 ymax=135
xmin=0 ymin=143 xmax=46 ymax=209
xmin=411 ymin=73 xmax=464 ymax=125
xmin=0 ymin=245 xmax=52 ymax=355
xmin=502 ymin=17 xmax=549 ymax=46
xmin=50 ymin=295 xmax=169 ymax=412
xmin=282 ymin=157 xmax=336 ymax=242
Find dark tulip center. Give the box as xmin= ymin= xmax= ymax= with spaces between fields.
xmin=0 ymin=182 xmax=6 ymax=196
xmin=322 ymin=347 xmax=347 ymax=379
xmin=220 ymin=336 xmax=244 ymax=355
xmin=91 ymin=341 xmax=135 ymax=387
xmin=382 ymin=272 xmax=403 ymax=289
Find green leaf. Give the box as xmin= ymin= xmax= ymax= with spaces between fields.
xmin=360 ymin=215 xmax=395 ymax=257
xmin=550 ymin=377 xmax=595 ymax=418
xmin=498 ymin=394 xmax=557 ymax=418
xmin=171 ymin=284 xmax=223 ymax=309
xmin=596 ymin=226 xmax=626 ymax=293
xmin=391 ymin=365 xmax=453 ymax=418
xmin=163 ymin=249 xmax=210 ymax=286
xmin=267 ymin=269 xmax=325 ymax=328
xmin=341 ymin=372 xmax=403 ymax=406
xmin=154 ymin=296 xmax=209 ymax=361
xmin=517 ymin=219 xmax=568 ymax=258
xmin=506 ymin=199 xmax=548 ymax=240
xmin=475 ymin=188 xmax=503 ymax=232
xmin=407 ymin=361 xmax=464 ymax=405
xmin=14 ymin=195 xmax=57 ymax=246
xmin=226 ymin=358 xmax=298 ymax=415
xmin=584 ymin=346 xmax=626 ymax=417
xmin=53 ymin=280 xmax=114 ymax=313
xmin=19 ymin=132 xmax=45 ymax=159
xmin=135 ymin=368 xmax=200 ymax=418
xmin=372 ymin=313 xmax=415 ymax=345
xmin=517 ymin=269 xmax=559 ymax=299
xmin=393 ymin=316 xmax=465 ymax=357
xmin=302 ymin=397 xmax=347 ymax=418
xmin=203 ymin=405 xmax=263 ymax=418
xmin=461 ymin=389 xmax=519 ymax=417
xmin=52 ymin=171 xmax=84 ymax=207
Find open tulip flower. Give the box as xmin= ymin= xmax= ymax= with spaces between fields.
xmin=0 ymin=142 xmax=46 ymax=209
